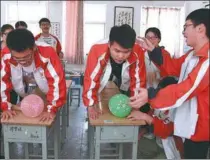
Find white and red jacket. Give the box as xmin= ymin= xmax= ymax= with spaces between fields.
xmin=149 ymin=42 xmax=209 ymax=142
xmin=0 ymin=41 xmax=66 ymax=113
xmin=35 ymin=33 xmax=62 ymax=56
xmin=83 ymin=40 xmax=146 ymax=107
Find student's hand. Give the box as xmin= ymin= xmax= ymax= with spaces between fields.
xmin=136 ymin=36 xmax=155 ymax=52
xmin=127 ymin=110 xmax=153 ymax=124
xmin=129 ymin=88 xmax=148 ymax=109
xmin=39 ymin=112 xmax=55 ymax=122
xmin=0 ymin=110 xmax=17 ymax=121
xmin=88 ymin=105 xmax=102 ymax=120
xmin=127 ymin=110 xmax=147 ymax=121
xmin=59 ymin=52 xmax=64 ymax=59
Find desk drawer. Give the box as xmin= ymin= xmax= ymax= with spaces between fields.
xmin=100 ymin=126 xmax=135 ymax=140
xmin=3 ymin=125 xmax=42 ymax=141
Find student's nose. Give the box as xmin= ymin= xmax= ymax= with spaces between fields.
xmin=118 ymin=52 xmax=124 ymax=59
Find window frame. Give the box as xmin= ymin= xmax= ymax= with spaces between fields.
xmin=83 ymin=3 xmax=107 ymax=57
xmin=140 ymin=6 xmax=184 ymax=57
xmin=5 ymin=1 xmax=48 ymax=35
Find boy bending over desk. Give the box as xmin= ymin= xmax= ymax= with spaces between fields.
xmin=82 ymin=24 xmax=147 ymax=120
xmin=0 ymin=29 xmax=66 ymax=122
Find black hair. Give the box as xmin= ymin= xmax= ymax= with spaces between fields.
xmin=157 ymin=76 xmax=178 ymax=89
xmin=15 ymin=21 xmax=28 ymax=29
xmin=109 ymin=24 xmax=136 ymax=49
xmin=145 ymin=27 xmax=161 ymax=40
xmin=186 ymin=8 xmax=209 ymax=39
xmin=6 ymin=29 xmax=35 ymax=52
xmin=39 ymin=18 xmax=51 ymax=26
xmin=1 ymin=24 xmax=14 ymax=33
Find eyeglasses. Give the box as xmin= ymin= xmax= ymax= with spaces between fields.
xmin=183 ymin=23 xmax=194 ymax=31
xmin=146 ymin=36 xmax=158 ymax=40
xmin=2 ymin=32 xmax=10 ymax=36
xmin=41 ymin=23 xmax=51 ymax=27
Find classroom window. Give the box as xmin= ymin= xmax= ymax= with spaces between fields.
xmin=140 ymin=6 xmax=185 ymax=57
xmin=84 ymin=3 xmax=107 ymax=56
xmin=5 ymin=1 xmax=47 ymax=36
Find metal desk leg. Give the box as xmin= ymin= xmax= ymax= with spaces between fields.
xmin=61 ymin=106 xmax=66 ymax=143
xmin=41 ymin=127 xmax=47 ymax=159
xmin=67 ymin=88 xmax=70 ymax=126
xmin=3 ymin=135 xmax=9 ymax=160
xmin=88 ymin=123 xmax=94 ymax=159
xmin=132 ymin=126 xmax=139 ymax=160
xmin=63 ymin=104 xmax=67 ymax=139
xmin=25 ymin=143 xmax=29 ymax=159
xmin=95 ymin=127 xmax=100 ymax=160
xmin=119 ymin=143 xmax=123 ymax=159
xmin=54 ymin=115 xmax=60 ymax=159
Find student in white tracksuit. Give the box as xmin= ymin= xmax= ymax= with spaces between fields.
xmin=129 ymin=9 xmax=209 ymax=159
xmin=133 ymin=27 xmax=183 ymax=159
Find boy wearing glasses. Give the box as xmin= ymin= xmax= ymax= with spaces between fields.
xmin=82 ymin=24 xmax=146 ymax=120
xmin=1 ymin=29 xmax=66 ymax=122
xmin=129 ymin=9 xmax=209 ymax=159
xmin=35 ymin=18 xmax=63 ymax=59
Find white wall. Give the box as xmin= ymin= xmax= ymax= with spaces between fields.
xmin=0 ymin=1 xmax=64 ymax=44
xmin=47 ymin=1 xmax=64 ymax=44
xmin=184 ymin=1 xmax=208 ymax=17
xmin=1 ymin=1 xmax=206 ymax=50
xmin=0 ymin=1 xmax=7 ymax=26
xmin=85 ymin=1 xmax=208 ymax=38
xmin=85 ymin=1 xmax=186 ymax=38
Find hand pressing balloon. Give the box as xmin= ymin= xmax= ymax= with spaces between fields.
xmin=129 ymin=88 xmax=148 ymax=109
xmin=127 ymin=110 xmax=153 ymax=124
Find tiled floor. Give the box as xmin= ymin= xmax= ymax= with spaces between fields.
xmin=0 ymin=86 xmax=167 ymax=159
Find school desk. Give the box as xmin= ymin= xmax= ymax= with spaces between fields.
xmin=88 ymin=82 xmax=146 ymax=159
xmin=1 ymin=107 xmax=60 ymax=159
xmin=0 ymin=80 xmax=72 ymax=159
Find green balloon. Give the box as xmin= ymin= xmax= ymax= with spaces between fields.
xmin=109 ymin=94 xmax=132 ymax=118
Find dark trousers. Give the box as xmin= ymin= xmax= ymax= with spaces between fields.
xmin=184 ymin=138 xmax=209 ymax=159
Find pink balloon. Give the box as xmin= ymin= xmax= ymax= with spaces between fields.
xmin=20 ymin=94 xmax=44 ymax=118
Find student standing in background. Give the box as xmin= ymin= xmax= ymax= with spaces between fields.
xmin=35 ymin=18 xmax=64 ymax=59
xmin=1 ymin=24 xmax=14 ymax=50
xmin=15 ymin=21 xmax=28 ymax=29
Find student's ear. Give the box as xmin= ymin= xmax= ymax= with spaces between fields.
xmin=32 ymin=45 xmax=37 ymax=52
xmin=197 ymin=24 xmax=205 ymax=34
xmin=108 ymin=41 xmax=112 ymax=49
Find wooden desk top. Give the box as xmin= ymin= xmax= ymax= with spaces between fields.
xmin=0 ymin=81 xmax=72 ymax=126
xmin=1 ymin=80 xmax=72 ymax=126
xmin=89 ymin=82 xmax=146 ymax=126
xmin=1 ymin=109 xmax=55 ymax=126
